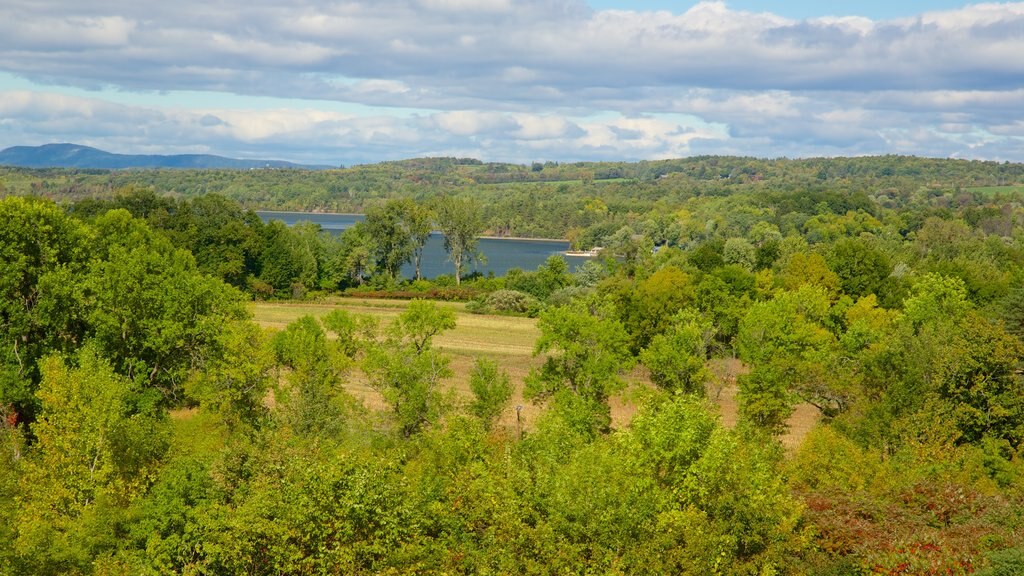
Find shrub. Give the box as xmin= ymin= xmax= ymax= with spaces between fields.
xmin=547 ymin=286 xmax=592 ymax=308
xmin=485 ymin=290 xmax=540 ymax=315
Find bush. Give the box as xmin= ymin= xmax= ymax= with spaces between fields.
xmin=433 ymin=274 xmax=456 ymax=287
xmin=979 ymin=548 xmax=1024 ymax=576
xmin=343 ymin=287 xmax=481 ymax=301
xmin=409 ymin=279 xmax=435 ymax=292
xmin=547 ymin=286 xmax=592 ymax=308
xmin=485 ymin=290 xmax=540 ymax=315
xmin=465 ymin=299 xmax=489 ymax=314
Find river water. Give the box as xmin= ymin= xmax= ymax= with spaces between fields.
xmin=257 ymin=211 xmax=593 ymax=279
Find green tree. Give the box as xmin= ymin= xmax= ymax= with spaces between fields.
xmin=618 ymin=265 xmax=695 ymax=353
xmin=607 ymin=225 xmax=653 ymax=277
xmin=186 ymin=320 xmax=274 ymax=431
xmin=321 ymin=309 xmax=363 ymax=358
xmin=723 ymin=237 xmax=756 ymax=271
xmin=15 ymin=348 xmax=167 ymax=573
xmin=403 ymin=200 xmax=435 ymax=281
xmin=363 ymin=300 xmax=456 ymax=436
xmin=392 ymin=299 xmax=457 ymax=354
xmin=622 ymin=394 xmax=808 ymax=572
xmin=364 ymin=199 xmax=416 ymax=280
xmin=335 ymin=222 xmax=378 ymax=287
xmin=435 ymin=197 xmax=486 ymax=285
xmin=934 ymin=314 xmax=1024 ymax=446
xmin=525 ymin=299 xmax=634 ymax=436
xmin=163 ymin=194 xmax=264 ymax=289
xmin=0 ymin=197 xmax=92 ymax=421
xmin=736 ymin=286 xmax=841 ymax=431
xmin=779 ymin=251 xmax=840 ymax=295
xmin=272 ymin=316 xmax=350 ymax=438
xmin=640 ymin=310 xmax=713 ymax=395
xmin=257 ymin=220 xmax=308 ymax=293
xmin=86 ymin=210 xmax=248 ymax=403
xmin=467 ymin=358 xmax=513 ymax=431
xmin=998 ymin=286 xmax=1024 ymax=339
xmin=827 ymin=237 xmax=891 ymax=298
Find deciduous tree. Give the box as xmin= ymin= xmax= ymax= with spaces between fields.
xmin=435 ymin=197 xmax=485 ymax=285
xmin=525 ymin=298 xmax=634 ymax=436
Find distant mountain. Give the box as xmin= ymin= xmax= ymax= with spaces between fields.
xmin=0 ymin=143 xmax=332 ymax=170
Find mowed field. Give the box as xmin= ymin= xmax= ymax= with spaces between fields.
xmin=967 ymin=184 xmax=1024 ymax=196
xmin=253 ymin=298 xmax=817 ymax=445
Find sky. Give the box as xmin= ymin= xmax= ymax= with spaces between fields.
xmin=1 ymin=1 xmax=1023 ymax=166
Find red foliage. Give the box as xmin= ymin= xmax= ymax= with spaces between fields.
xmin=342 ymin=288 xmax=482 ymax=301
xmin=1 ymin=404 xmax=16 ymax=428
xmin=800 ymin=483 xmax=1014 ymax=575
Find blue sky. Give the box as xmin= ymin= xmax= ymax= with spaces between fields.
xmin=1 ymin=1 xmax=1022 ymax=165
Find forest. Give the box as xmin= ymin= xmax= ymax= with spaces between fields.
xmin=2 ymin=154 xmax=1024 ymax=574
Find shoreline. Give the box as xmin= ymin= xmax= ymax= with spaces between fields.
xmin=255 ymin=211 xmax=579 ymax=244
xmin=255 ymin=209 xmax=363 ymax=216
xmin=478 ymin=235 xmax=568 ymax=243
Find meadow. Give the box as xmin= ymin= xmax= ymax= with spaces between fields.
xmin=252 ymin=297 xmax=818 ymax=445
xmin=966 ymin=184 xmax=1024 ymax=195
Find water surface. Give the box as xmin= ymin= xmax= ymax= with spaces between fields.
xmin=258 ymin=211 xmax=592 ymax=279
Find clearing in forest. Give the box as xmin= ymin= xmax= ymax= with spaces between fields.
xmin=252 ymin=298 xmax=818 ymax=444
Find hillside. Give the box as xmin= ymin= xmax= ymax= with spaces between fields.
xmin=0 ymin=143 xmax=331 ymax=170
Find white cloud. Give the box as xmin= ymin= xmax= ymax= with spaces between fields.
xmin=417 ymin=0 xmax=513 ymax=12
xmin=1 ymin=2 xmax=1023 ymax=162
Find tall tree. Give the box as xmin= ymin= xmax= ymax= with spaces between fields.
xmin=86 ymin=209 xmax=248 ymax=403
xmin=435 ymin=197 xmax=485 ymax=285
xmin=364 ymin=200 xmax=416 ymax=280
xmin=0 ymin=197 xmax=93 ymax=423
xmin=402 ymin=200 xmax=435 ymax=281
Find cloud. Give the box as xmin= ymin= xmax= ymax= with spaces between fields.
xmin=0 ymin=1 xmax=1023 ymax=162
xmin=4 ymin=1 xmax=1022 ymax=96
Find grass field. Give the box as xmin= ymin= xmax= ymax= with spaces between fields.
xmin=255 ymin=298 xmax=555 ymax=430
xmin=482 ymin=177 xmax=633 ymax=187
xmin=253 ymin=298 xmax=817 ymax=445
xmin=966 ymin=185 xmax=1024 ymax=196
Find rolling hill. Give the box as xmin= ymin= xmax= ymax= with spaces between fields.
xmin=0 ymin=143 xmax=331 ymax=170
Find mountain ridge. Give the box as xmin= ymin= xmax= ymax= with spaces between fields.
xmin=0 ymin=143 xmax=332 ymax=170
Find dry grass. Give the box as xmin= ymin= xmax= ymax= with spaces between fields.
xmin=254 ymin=298 xmax=551 ymax=428
xmin=707 ymin=357 xmax=820 ymax=451
xmin=252 ymin=298 xmax=819 ymax=445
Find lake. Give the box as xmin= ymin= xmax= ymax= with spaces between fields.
xmin=257 ymin=211 xmax=593 ymax=279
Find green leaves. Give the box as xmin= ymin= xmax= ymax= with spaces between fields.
xmin=272 ymin=315 xmax=351 ymax=438
xmin=640 ymin=310 xmax=713 ymax=395
xmin=467 ymin=359 xmax=512 ymax=431
xmin=85 ymin=226 xmax=247 ymax=401
xmin=435 ymin=196 xmax=485 ymax=285
xmin=392 ymin=299 xmax=456 ymax=355
xmin=525 ymin=298 xmax=633 ymax=435
xmin=186 ymin=320 xmax=274 ymax=431
xmin=16 ymin=347 xmax=167 ymax=572
xmin=736 ymin=286 xmax=840 ymax=430
xmin=363 ymin=300 xmax=456 ymax=437
xmin=0 ymin=197 xmax=92 ymax=419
